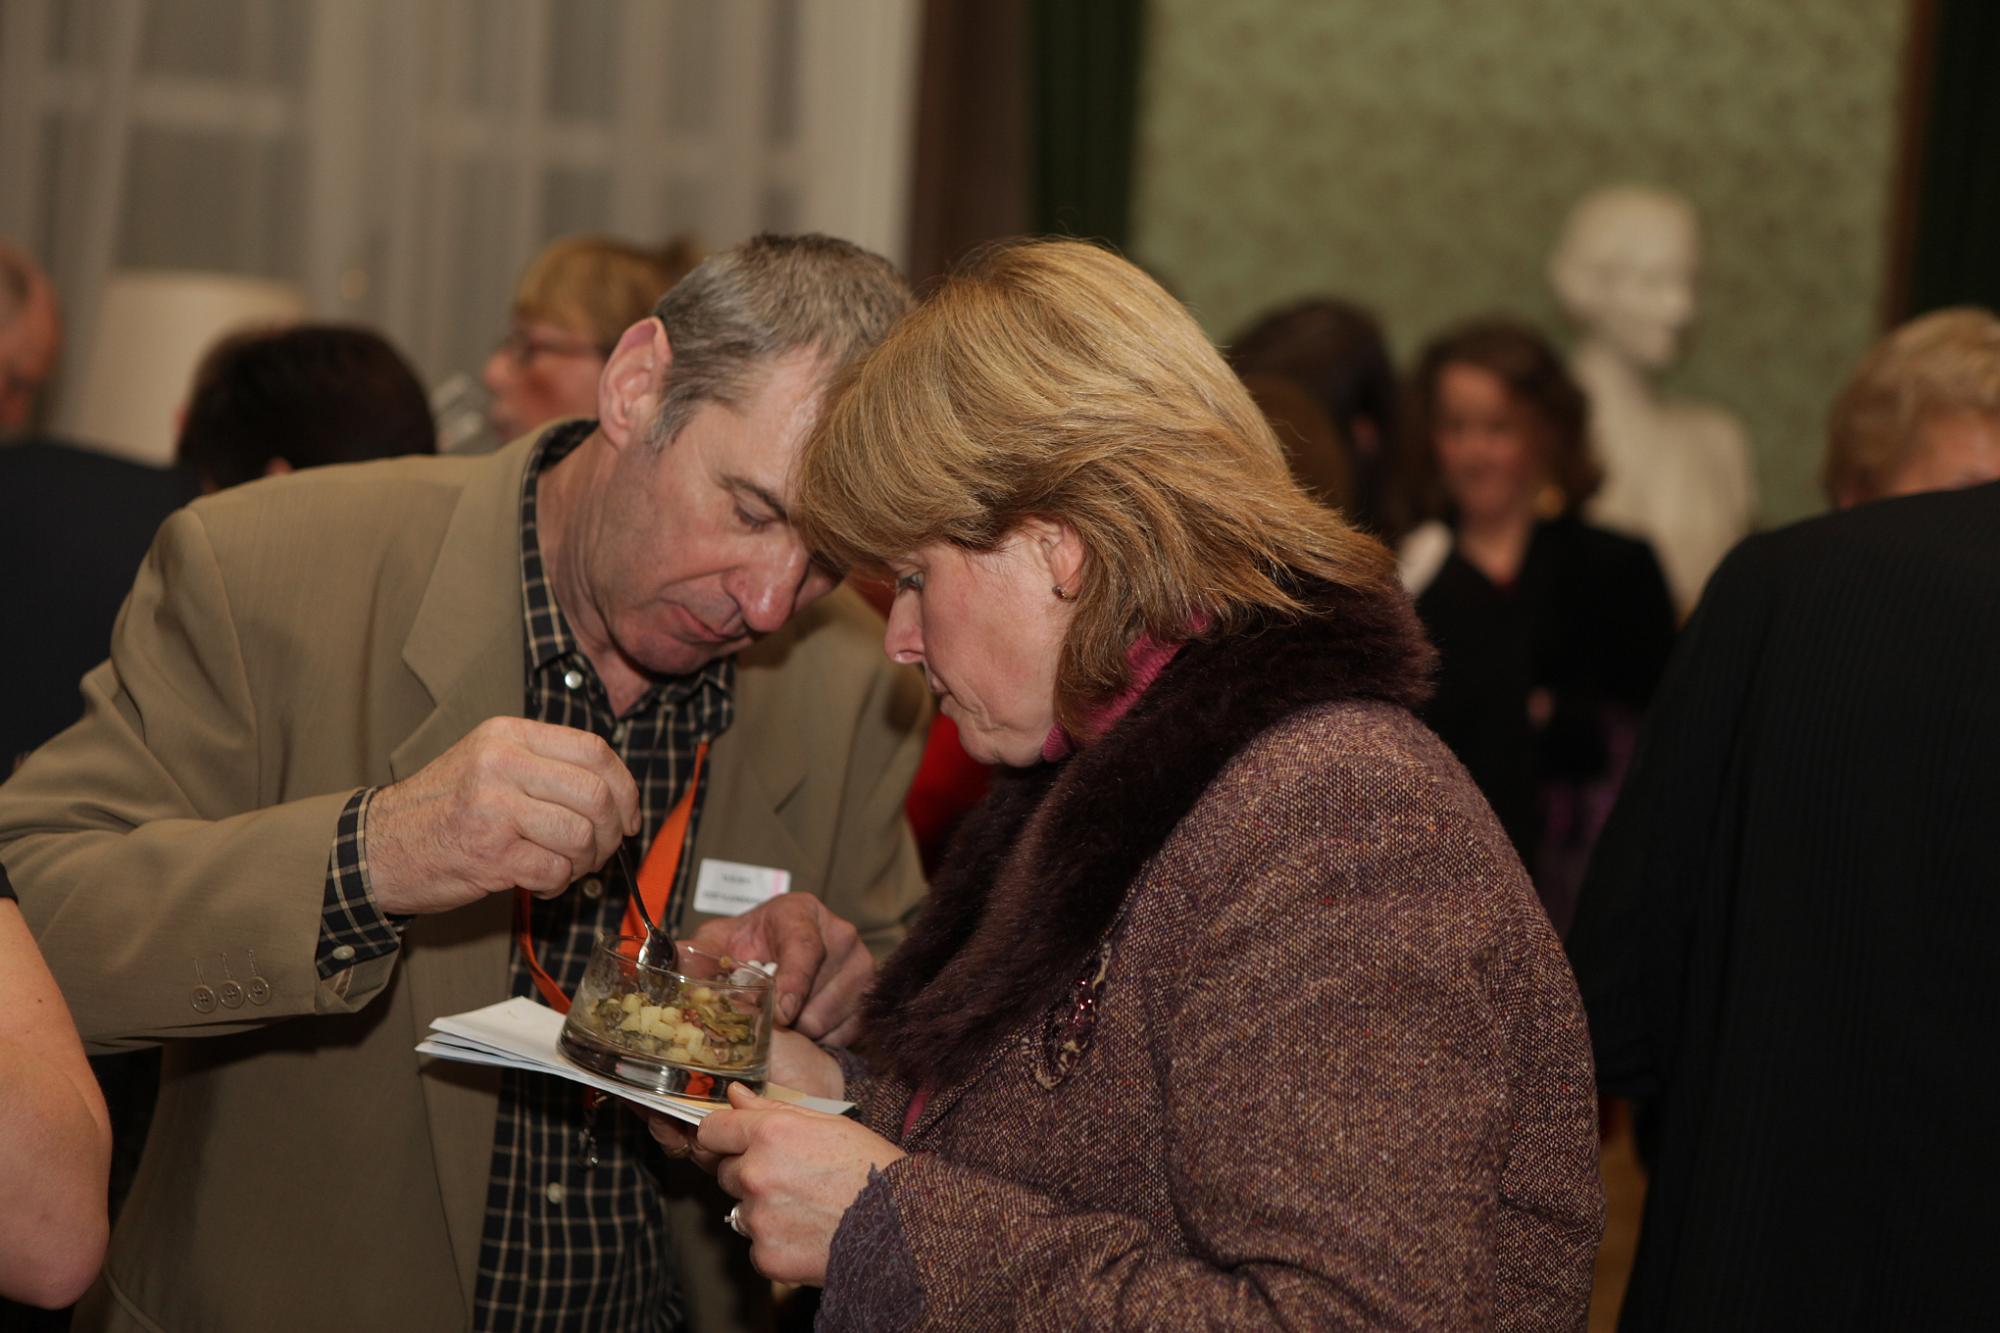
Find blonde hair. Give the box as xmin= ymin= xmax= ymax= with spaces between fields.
xmin=512 ymin=232 xmax=705 ymax=351
xmin=796 ymin=238 xmax=1397 ymax=735
xmin=1824 ymin=307 xmax=2000 ymax=504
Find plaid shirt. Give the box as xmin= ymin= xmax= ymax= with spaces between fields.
xmin=319 ymin=421 xmax=734 ymax=1331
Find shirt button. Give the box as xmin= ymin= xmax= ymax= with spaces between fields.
xmin=580 ymin=876 xmax=603 ymax=901
xmin=331 ymin=944 xmax=357 ymax=962
xmin=563 ymin=668 xmax=585 ymax=691
xmin=545 ymin=1181 xmax=565 ymax=1205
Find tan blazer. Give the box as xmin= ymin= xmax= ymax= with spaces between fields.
xmin=0 ymin=434 xmax=931 ymax=1332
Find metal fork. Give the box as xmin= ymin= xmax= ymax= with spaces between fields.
xmin=612 ymin=838 xmax=674 ymax=970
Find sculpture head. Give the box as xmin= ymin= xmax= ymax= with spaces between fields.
xmin=1549 ymin=185 xmax=1701 ymax=372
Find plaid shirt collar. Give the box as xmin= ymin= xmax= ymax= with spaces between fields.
xmin=518 ymin=420 xmax=732 ymax=715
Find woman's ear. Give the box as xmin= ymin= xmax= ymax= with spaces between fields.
xmin=598 ymin=317 xmax=673 ymax=450
xmin=1019 ymin=517 xmax=1087 ymax=595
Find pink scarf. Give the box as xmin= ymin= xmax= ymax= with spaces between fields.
xmin=1040 ymin=632 xmax=1190 ymax=762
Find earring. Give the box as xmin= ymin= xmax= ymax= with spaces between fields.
xmin=1052 ymin=583 xmax=1075 ymax=602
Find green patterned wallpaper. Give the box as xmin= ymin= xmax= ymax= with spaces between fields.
xmin=1131 ymin=0 xmax=1910 ymax=523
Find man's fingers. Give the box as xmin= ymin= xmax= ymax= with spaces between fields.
xmin=510 ymin=762 xmax=626 ymax=869
xmin=509 ymin=798 xmax=598 ymax=876
xmin=818 ymin=1012 xmax=866 ymax=1050
xmin=760 ymin=899 xmax=830 ymax=1028
xmin=509 ymin=722 xmax=641 ymax=835
xmin=792 ymin=946 xmax=873 ymax=1041
xmin=502 ymin=840 xmax=575 ymax=896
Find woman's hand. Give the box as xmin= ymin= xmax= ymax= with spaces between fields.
xmin=646 ymin=1029 xmax=845 ymax=1160
xmin=694 ymin=1081 xmax=906 ymax=1285
xmin=767 ymin=1027 xmax=845 ymax=1101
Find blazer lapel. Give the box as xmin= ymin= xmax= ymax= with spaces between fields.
xmin=388 ymin=435 xmax=538 ymax=1307
xmin=902 ymin=1033 xmax=1021 ymax=1147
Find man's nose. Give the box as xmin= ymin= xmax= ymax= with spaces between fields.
xmin=732 ymin=545 xmax=814 ymax=635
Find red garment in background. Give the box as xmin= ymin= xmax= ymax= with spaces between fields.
xmin=907 ymin=713 xmax=989 ymax=875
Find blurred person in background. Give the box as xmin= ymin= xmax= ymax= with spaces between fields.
xmin=177 ymin=323 xmax=436 ymax=491
xmin=0 ymin=864 xmax=112 ymax=1311
xmin=1568 ymin=479 xmax=2000 ymax=1331
xmin=1822 ymin=306 xmax=2000 ymax=509
xmin=0 ymin=241 xmax=200 ymax=770
xmin=676 ymin=240 xmax=1602 ymax=1329
xmin=483 ymin=233 xmax=703 ymax=440
xmin=1400 ymin=318 xmax=1675 ymax=934
xmin=1228 ymin=297 xmax=1405 ymax=536
xmin=1 ymin=238 xmax=63 ymax=435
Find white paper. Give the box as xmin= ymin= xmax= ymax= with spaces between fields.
xmin=691 ymin=858 xmax=792 ymax=916
xmin=416 ymin=996 xmax=851 ymax=1125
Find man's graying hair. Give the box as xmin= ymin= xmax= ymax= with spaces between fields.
xmin=647 ymin=232 xmax=912 ymax=447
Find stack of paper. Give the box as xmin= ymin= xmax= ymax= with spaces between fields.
xmin=417 ymin=996 xmax=851 ymax=1125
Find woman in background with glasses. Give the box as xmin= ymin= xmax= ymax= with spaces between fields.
xmin=481 ymin=232 xmax=702 ymax=441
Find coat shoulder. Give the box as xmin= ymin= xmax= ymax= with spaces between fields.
xmin=1169 ymin=700 xmax=1550 ymax=953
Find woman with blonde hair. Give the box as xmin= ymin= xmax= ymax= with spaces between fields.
xmin=1822 ymin=305 xmax=2000 ymax=508
xmin=679 ymin=240 xmax=1604 ymax=1329
xmin=481 ymin=232 xmax=702 ymax=439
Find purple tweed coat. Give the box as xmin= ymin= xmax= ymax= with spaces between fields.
xmin=820 ymin=581 xmax=1604 ymax=1330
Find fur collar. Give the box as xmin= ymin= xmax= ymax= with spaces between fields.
xmin=866 ymin=576 xmax=1436 ymax=1088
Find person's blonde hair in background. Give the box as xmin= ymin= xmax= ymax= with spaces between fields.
xmin=1824 ymin=306 xmax=2000 ymax=508
xmin=481 ymin=232 xmax=703 ymax=439
xmin=797 ymin=238 xmax=1397 ymax=737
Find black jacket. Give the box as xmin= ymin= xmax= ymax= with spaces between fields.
xmin=1569 ymin=482 xmax=2000 ymax=1331
xmin=0 ymin=439 xmax=198 ymax=768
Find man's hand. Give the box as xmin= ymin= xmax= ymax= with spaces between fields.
xmin=688 ymin=894 xmax=873 ymax=1044
xmin=365 ymin=717 xmax=640 ymax=916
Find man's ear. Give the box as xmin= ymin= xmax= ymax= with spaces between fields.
xmin=598 ymin=316 xmax=673 ymax=450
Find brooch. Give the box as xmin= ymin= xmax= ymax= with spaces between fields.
xmin=1036 ymin=941 xmax=1114 ymax=1089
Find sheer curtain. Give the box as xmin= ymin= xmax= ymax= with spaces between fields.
xmin=0 ymin=0 xmax=920 ymax=429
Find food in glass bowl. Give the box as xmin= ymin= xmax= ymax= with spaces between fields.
xmin=558 ymin=934 xmax=775 ymax=1100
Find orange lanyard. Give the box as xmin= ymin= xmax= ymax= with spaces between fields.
xmin=515 ymin=741 xmax=708 ymax=1013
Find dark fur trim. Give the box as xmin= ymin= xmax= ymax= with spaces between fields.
xmin=866 ymin=577 xmax=1436 ymax=1088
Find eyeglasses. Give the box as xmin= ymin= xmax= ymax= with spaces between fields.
xmin=492 ymin=327 xmax=607 ymax=368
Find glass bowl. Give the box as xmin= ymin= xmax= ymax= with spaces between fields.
xmin=558 ymin=934 xmax=775 ymax=1101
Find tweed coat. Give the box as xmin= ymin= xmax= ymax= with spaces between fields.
xmin=0 ymin=432 xmax=931 ymax=1332
xmin=818 ymin=583 xmax=1604 ymax=1330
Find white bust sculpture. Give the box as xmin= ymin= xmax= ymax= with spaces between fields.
xmin=1549 ymin=185 xmax=1757 ymax=614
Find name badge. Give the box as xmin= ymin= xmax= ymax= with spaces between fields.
xmin=691 ymin=859 xmax=793 ymax=916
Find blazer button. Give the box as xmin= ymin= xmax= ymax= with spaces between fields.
xmin=218 ymin=980 xmax=245 ymax=1009
xmin=247 ymin=975 xmax=272 ymax=1005
xmin=192 ymin=985 xmax=218 ymax=1014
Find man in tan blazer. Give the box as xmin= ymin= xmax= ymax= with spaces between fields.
xmin=0 ymin=234 xmax=930 ymax=1331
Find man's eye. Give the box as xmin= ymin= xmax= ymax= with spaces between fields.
xmin=735 ymin=508 xmax=773 ymax=532
xmin=894 ymin=571 xmax=924 ymax=594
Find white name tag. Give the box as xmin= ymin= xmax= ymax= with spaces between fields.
xmin=691 ymin=859 xmax=793 ymax=916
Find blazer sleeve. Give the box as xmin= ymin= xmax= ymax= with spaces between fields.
xmin=820 ymin=660 xmax=932 ymax=961
xmin=821 ymin=734 xmax=1602 ymax=1330
xmin=0 ymin=508 xmax=396 ymax=1051
xmin=1567 ymin=532 xmax=1778 ymax=1097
